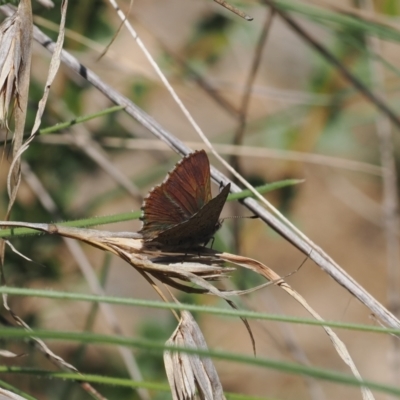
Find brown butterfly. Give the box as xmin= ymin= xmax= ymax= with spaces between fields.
xmin=139 ymin=150 xmax=230 ymax=250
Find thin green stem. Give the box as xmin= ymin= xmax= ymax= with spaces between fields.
xmin=0 ymin=286 xmax=399 ymax=336
xmin=1 ymin=328 xmax=400 ymax=396
xmin=39 ymin=105 xmax=125 ymax=135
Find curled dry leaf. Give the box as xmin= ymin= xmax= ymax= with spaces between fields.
xmin=164 ymin=311 xmax=226 ymax=400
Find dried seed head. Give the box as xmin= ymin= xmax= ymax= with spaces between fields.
xmin=164 ymin=311 xmax=226 ymax=400
xmin=0 ymin=6 xmax=31 ymax=129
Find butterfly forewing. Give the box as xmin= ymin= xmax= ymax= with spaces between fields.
xmin=140 ymin=184 xmax=186 ymax=239
xmin=162 ymin=150 xmax=212 ymax=217
xmin=139 ymin=150 xmax=229 ymax=249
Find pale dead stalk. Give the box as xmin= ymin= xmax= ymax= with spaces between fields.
xmin=38 ymin=136 xmax=383 ymax=176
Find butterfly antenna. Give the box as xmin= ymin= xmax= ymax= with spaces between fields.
xmin=283 ymin=249 xmax=313 ymax=279
xmin=221 ymin=215 xmax=259 ymax=223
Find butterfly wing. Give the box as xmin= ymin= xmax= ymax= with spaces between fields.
xmin=150 ymin=183 xmax=230 ymax=248
xmin=139 ymin=184 xmax=186 ymax=240
xmin=162 ymin=150 xmax=212 ymax=218
xmin=140 ymin=150 xmax=212 ymax=240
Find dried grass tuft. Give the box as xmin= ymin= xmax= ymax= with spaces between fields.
xmin=0 ymin=8 xmax=27 ymax=129
xmin=164 ymin=311 xmax=226 ymax=400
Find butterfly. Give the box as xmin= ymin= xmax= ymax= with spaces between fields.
xmin=139 ymin=150 xmax=230 ymax=250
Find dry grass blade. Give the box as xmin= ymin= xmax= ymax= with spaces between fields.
xmin=0 ymin=388 xmax=29 ymax=400
xmin=0 ymin=13 xmax=22 ymax=129
xmin=30 ymin=0 xmax=67 ymax=134
xmin=164 ymin=311 xmax=226 ymax=400
xmin=0 ymin=221 xmax=228 ymax=279
xmin=37 ymin=0 xmax=54 ymax=7
xmin=219 ymin=252 xmax=375 ymax=400
xmin=145 ymin=265 xmax=256 ymax=356
xmin=98 ymin=138 xmax=383 ymax=176
xmin=6 ymin=0 xmax=67 ymax=195
xmin=213 ymin=0 xmax=253 ymax=21
xmin=0 ymin=0 xmax=31 ymax=131
xmin=0 ymin=0 xmax=32 ymax=218
xmin=0 ymin=350 xmax=24 ymax=358
xmin=1 ymin=289 xmax=79 ymax=374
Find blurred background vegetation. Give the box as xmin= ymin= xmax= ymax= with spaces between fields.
xmin=1 ymin=0 xmax=400 ymax=398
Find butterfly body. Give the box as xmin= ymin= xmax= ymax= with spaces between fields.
xmin=139 ymin=150 xmax=230 ymax=250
